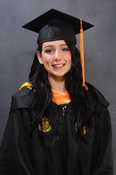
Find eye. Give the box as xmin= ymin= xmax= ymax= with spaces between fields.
xmin=44 ymin=49 xmax=53 ymax=53
xmin=62 ymin=47 xmax=70 ymax=51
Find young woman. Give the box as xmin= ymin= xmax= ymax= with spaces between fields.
xmin=0 ymin=9 xmax=113 ymax=175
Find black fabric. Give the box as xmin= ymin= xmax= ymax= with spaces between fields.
xmin=31 ymin=102 xmax=71 ymax=175
xmin=37 ymin=20 xmax=76 ymax=45
xmin=0 ymin=83 xmax=113 ymax=175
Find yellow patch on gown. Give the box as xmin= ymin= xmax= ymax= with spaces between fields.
xmin=38 ymin=118 xmax=52 ymax=133
xmin=19 ymin=82 xmax=33 ymax=90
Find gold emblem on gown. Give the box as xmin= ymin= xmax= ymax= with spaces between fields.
xmin=80 ymin=126 xmax=88 ymax=136
xmin=38 ymin=118 xmax=52 ymax=133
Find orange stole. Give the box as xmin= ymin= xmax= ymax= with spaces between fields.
xmin=51 ymin=89 xmax=71 ymax=105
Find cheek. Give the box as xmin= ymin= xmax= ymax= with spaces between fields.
xmin=66 ymin=51 xmax=71 ymax=60
xmin=42 ymin=58 xmax=52 ymax=68
xmin=41 ymin=54 xmax=51 ymax=65
xmin=67 ymin=54 xmax=72 ymax=63
xmin=67 ymin=57 xmax=72 ymax=69
xmin=42 ymin=52 xmax=53 ymax=60
xmin=43 ymin=59 xmax=51 ymax=66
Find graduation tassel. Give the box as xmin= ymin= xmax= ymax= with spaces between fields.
xmin=80 ymin=18 xmax=88 ymax=90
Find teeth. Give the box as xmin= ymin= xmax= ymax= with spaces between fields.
xmin=53 ymin=64 xmax=65 ymax=68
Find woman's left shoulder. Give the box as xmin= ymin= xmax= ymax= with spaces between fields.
xmin=84 ymin=83 xmax=112 ymax=135
xmin=86 ymin=82 xmax=110 ymax=109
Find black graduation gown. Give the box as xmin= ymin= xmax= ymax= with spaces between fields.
xmin=0 ymin=83 xmax=113 ymax=175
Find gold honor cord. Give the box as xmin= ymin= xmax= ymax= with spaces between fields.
xmin=80 ymin=18 xmax=85 ymax=88
xmin=19 ymin=82 xmax=32 ymax=90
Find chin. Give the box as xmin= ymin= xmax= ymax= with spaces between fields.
xmin=47 ymin=67 xmax=71 ymax=79
xmin=54 ymin=68 xmax=70 ymax=75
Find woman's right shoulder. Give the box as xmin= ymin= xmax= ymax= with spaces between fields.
xmin=14 ymin=81 xmax=33 ymax=95
xmin=11 ymin=81 xmax=34 ymax=110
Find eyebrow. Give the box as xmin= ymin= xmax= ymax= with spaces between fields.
xmin=43 ymin=44 xmax=68 ymax=49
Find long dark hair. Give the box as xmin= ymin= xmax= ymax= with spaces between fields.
xmin=29 ymin=40 xmax=86 ymax=105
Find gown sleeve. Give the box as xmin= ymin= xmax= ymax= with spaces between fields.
xmin=92 ymin=107 xmax=113 ymax=175
xmin=0 ymin=96 xmax=21 ymax=175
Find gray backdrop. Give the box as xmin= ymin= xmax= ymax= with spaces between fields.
xmin=0 ymin=0 xmax=116 ymax=173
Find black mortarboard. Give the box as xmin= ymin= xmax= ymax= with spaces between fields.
xmin=22 ymin=9 xmax=94 ymax=45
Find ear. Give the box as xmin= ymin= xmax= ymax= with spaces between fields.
xmin=36 ymin=51 xmax=43 ymax=64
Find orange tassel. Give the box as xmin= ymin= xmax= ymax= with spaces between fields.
xmin=80 ymin=18 xmax=85 ymax=87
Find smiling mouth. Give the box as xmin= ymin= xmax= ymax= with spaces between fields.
xmin=52 ymin=63 xmax=65 ymax=68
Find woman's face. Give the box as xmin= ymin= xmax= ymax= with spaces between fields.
xmin=37 ymin=40 xmax=72 ymax=80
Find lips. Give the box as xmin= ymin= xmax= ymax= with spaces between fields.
xmin=52 ymin=63 xmax=65 ymax=68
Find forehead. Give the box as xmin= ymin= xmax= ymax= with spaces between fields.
xmin=42 ymin=40 xmax=67 ymax=48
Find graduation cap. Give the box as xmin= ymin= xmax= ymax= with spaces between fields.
xmin=23 ymin=9 xmax=94 ymax=88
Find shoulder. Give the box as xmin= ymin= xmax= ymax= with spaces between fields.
xmin=10 ymin=81 xmax=49 ymax=110
xmin=85 ymin=83 xmax=111 ymax=129
xmin=11 ymin=81 xmax=34 ymax=110
xmin=86 ymin=82 xmax=109 ymax=108
xmin=81 ymin=82 xmax=110 ymax=121
xmin=13 ymin=81 xmax=34 ymax=97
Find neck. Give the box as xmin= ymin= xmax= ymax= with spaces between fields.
xmin=48 ymin=74 xmax=66 ymax=93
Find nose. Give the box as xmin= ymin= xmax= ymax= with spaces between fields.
xmin=54 ymin=49 xmax=62 ymax=61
